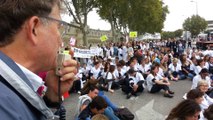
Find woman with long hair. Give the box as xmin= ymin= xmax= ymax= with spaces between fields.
xmin=180 ymin=54 xmax=194 ymax=79
xmin=166 ymin=99 xmax=201 ymax=120
xmin=105 ymin=65 xmax=116 ymax=93
xmin=146 ymin=64 xmax=174 ymax=98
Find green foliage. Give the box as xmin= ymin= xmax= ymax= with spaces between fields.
xmin=96 ymin=0 xmax=169 ymax=34
xmin=183 ymin=15 xmax=207 ymax=37
xmin=129 ymin=0 xmax=163 ymax=33
xmin=161 ymin=31 xmax=175 ymax=39
xmin=161 ymin=29 xmax=183 ymax=39
xmin=63 ymin=0 xmax=97 ymax=46
xmin=174 ymin=29 xmax=183 ymax=38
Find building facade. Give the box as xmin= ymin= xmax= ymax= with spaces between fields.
xmin=64 ymin=24 xmax=114 ymax=47
xmin=207 ymin=20 xmax=213 ymax=33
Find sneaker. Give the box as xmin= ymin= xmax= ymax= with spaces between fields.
xmin=142 ymin=83 xmax=146 ymax=89
xmin=126 ymin=93 xmax=132 ymax=99
xmin=164 ymin=93 xmax=173 ymax=98
xmin=168 ymin=90 xmax=175 ymax=94
xmin=119 ymin=106 xmax=125 ymax=109
xmin=77 ymin=91 xmax=81 ymax=95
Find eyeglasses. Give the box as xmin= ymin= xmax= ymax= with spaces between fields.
xmin=200 ymin=85 xmax=208 ymax=87
xmin=39 ymin=16 xmax=71 ymax=40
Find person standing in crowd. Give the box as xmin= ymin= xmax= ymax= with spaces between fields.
xmin=127 ymin=43 xmax=134 ymax=61
xmin=122 ymin=42 xmax=128 ymax=62
xmin=188 ymin=39 xmax=192 ymax=48
xmin=0 ymin=0 xmax=77 ymax=119
xmin=118 ymin=45 xmax=123 ymax=61
xmin=166 ymin=100 xmax=201 ymax=120
xmin=171 ymin=39 xmax=178 ymax=57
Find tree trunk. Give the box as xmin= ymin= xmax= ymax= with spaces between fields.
xmin=82 ymin=28 xmax=88 ymax=46
xmin=82 ymin=0 xmax=88 ymax=47
xmin=110 ymin=22 xmax=116 ymax=42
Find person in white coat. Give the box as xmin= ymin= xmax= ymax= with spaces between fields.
xmin=191 ymin=68 xmax=211 ymax=90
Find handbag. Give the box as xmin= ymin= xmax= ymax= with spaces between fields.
xmin=115 ymin=108 xmax=134 ymax=120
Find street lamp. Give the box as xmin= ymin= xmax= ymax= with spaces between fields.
xmin=191 ymin=0 xmax=198 ymax=15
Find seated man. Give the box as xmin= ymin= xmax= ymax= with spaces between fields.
xmin=76 ymin=86 xmax=99 ymax=117
xmin=77 ymin=85 xmax=120 ymax=120
xmin=124 ymin=68 xmax=145 ymax=99
xmin=78 ymin=96 xmax=108 ymax=120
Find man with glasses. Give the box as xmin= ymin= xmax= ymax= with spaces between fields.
xmin=0 ymin=0 xmax=77 ymax=120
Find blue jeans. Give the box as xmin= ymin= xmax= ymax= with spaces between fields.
xmin=187 ymin=73 xmax=194 ymax=79
xmin=172 ymin=71 xmax=186 ymax=80
xmin=104 ymin=107 xmax=120 ymax=120
xmin=98 ymin=91 xmax=118 ymax=111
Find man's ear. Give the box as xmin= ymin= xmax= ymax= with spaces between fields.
xmin=26 ymin=16 xmax=42 ymax=45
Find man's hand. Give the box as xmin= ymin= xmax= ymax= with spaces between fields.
xmin=45 ymin=59 xmax=77 ymax=102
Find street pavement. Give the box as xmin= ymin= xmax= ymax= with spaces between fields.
xmin=64 ymin=79 xmax=192 ymax=120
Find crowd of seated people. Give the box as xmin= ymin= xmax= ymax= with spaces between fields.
xmin=68 ymin=40 xmax=213 ymax=120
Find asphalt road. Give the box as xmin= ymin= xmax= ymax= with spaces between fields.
xmin=64 ymin=79 xmax=192 ymax=120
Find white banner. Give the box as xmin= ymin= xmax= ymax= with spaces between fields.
xmin=136 ymin=33 xmax=161 ymax=41
xmin=72 ymin=47 xmax=103 ymax=58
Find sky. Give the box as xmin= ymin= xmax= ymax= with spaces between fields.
xmin=63 ymin=0 xmax=213 ymax=32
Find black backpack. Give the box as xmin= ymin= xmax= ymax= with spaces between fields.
xmin=115 ymin=108 xmax=135 ymax=120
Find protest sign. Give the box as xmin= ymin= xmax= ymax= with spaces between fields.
xmin=100 ymin=35 xmax=108 ymax=42
xmin=129 ymin=31 xmax=138 ymax=38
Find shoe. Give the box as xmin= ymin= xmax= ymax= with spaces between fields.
xmin=119 ymin=106 xmax=125 ymax=109
xmin=168 ymin=90 xmax=175 ymax=94
xmin=133 ymin=92 xmax=140 ymax=97
xmin=77 ymin=91 xmax=81 ymax=95
xmin=126 ymin=93 xmax=132 ymax=99
xmin=164 ymin=93 xmax=173 ymax=98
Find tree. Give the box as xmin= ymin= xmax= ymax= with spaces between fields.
xmin=127 ymin=0 xmax=169 ymax=34
xmin=174 ymin=29 xmax=183 ymax=38
xmin=161 ymin=31 xmax=175 ymax=39
xmin=96 ymin=0 xmax=169 ymax=38
xmin=161 ymin=29 xmax=183 ymax=39
xmin=183 ymin=15 xmax=207 ymax=37
xmin=96 ymin=0 xmax=130 ymax=42
xmin=63 ymin=0 xmax=97 ymax=46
